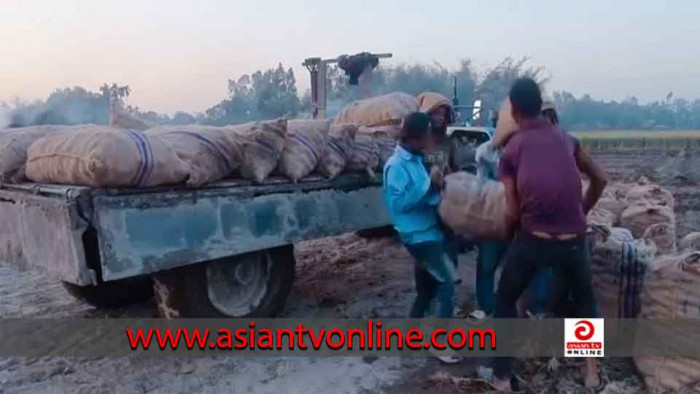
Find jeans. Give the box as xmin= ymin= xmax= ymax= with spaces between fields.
xmin=477 ymin=241 xmax=554 ymax=315
xmin=404 ymin=241 xmax=457 ymax=318
xmin=492 ymin=233 xmax=598 ymax=380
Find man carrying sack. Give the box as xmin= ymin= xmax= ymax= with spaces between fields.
xmin=490 ymin=78 xmax=607 ymax=392
xmin=382 ymin=112 xmax=460 ymax=364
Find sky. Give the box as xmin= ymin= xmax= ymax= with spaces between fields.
xmin=1 ymin=0 xmax=699 ymax=114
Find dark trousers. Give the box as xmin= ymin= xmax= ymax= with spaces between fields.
xmin=404 ymin=241 xmax=457 ymax=318
xmin=493 ymin=232 xmax=598 ymax=379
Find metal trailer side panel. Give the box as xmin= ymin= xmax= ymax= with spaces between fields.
xmin=92 ymin=185 xmax=391 ymax=281
xmin=0 ymin=190 xmax=93 ymax=285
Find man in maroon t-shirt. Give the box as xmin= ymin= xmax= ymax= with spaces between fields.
xmin=490 ymin=78 xmax=607 ymax=392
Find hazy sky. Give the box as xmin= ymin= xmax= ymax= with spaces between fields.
xmin=2 ymin=0 xmax=699 ymax=114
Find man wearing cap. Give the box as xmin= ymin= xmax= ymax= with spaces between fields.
xmin=417 ymin=92 xmax=463 ymax=281
xmin=382 ymin=112 xmax=461 ymax=363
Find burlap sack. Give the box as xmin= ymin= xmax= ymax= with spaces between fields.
xmin=590 ymin=227 xmax=656 ymax=318
xmin=371 ymin=131 xmax=397 ymax=167
xmin=620 ymin=204 xmax=675 ymax=238
xmin=335 ymin=92 xmax=418 ymax=129
xmin=587 ymin=208 xmax=616 ymax=227
xmin=147 ymin=126 xmax=243 ymax=187
xmin=277 ymin=119 xmax=330 ymax=182
xmin=25 ymin=126 xmax=188 ymax=187
xmin=679 ymin=232 xmax=700 ymax=252
xmin=594 ymin=198 xmax=628 ymax=224
xmin=438 ymin=171 xmax=509 ymax=240
xmin=316 ymin=123 xmax=357 ymax=179
xmin=643 ymin=223 xmax=677 ymax=255
xmin=364 ymin=124 xmax=402 ymax=139
xmin=492 ymin=98 xmax=518 ymax=147
xmin=636 ymin=251 xmax=700 ymax=392
xmin=225 ymin=119 xmax=287 ymax=183
xmin=626 ymin=183 xmax=675 ymax=209
xmin=0 ymin=125 xmax=73 ymax=183
xmin=347 ymin=132 xmax=379 ymax=177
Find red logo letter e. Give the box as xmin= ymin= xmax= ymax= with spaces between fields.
xmin=574 ymin=320 xmax=594 ymax=341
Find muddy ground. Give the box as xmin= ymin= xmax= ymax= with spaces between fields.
xmin=0 ymin=149 xmax=696 ymax=394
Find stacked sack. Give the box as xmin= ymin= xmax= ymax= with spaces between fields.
xmin=635 ymin=251 xmax=700 ymax=393
xmin=586 ymin=177 xmax=678 ymax=318
xmin=25 ymin=126 xmax=189 ymax=188
xmin=589 ymin=226 xmax=656 ymax=318
xmin=1 ymin=125 xmax=74 ymax=183
xmin=620 ymin=177 xmax=676 ymax=253
xmin=335 ymin=92 xmax=417 ymax=139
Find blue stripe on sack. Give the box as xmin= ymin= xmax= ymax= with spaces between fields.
xmin=327 ymin=138 xmax=346 ymax=158
xmin=166 ymin=131 xmax=234 ymax=173
xmin=142 ymin=131 xmax=154 ymax=186
xmin=255 ymin=138 xmax=278 ymax=155
xmin=289 ymin=133 xmax=319 ymax=162
xmin=123 ymin=129 xmax=149 ymax=187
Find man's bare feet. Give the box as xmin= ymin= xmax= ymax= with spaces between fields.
xmin=491 ymin=377 xmax=512 ymax=392
xmin=582 ymin=359 xmax=601 ymax=389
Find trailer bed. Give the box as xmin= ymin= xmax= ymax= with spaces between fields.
xmin=0 ymin=174 xmax=389 ymax=285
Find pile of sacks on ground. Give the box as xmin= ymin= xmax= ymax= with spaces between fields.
xmin=585 ymin=177 xmax=700 ymax=393
xmin=439 ymin=172 xmax=700 ymax=392
xmin=0 ymin=93 xmax=421 ymax=188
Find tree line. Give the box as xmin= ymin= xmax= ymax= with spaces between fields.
xmin=3 ymin=58 xmax=700 ymax=131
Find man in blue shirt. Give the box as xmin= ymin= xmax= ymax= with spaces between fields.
xmin=383 ymin=112 xmax=457 ymax=323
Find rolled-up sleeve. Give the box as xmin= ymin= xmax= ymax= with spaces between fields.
xmin=385 ymin=164 xmax=432 ymax=213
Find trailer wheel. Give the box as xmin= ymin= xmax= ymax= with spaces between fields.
xmin=153 ymin=245 xmax=296 ymax=318
xmin=62 ymin=277 xmax=153 ymax=309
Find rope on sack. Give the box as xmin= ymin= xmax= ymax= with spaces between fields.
xmin=288 ymin=133 xmax=320 ymax=163
xmin=164 ymin=131 xmax=235 ymax=173
xmin=326 ymin=137 xmax=348 ymax=160
xmin=123 ymin=129 xmax=153 ymax=187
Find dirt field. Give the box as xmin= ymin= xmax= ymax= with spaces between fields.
xmin=0 ymin=148 xmax=696 ymax=393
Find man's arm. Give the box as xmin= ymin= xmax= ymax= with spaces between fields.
xmin=575 ymin=147 xmax=608 ymax=214
xmin=385 ymin=165 xmax=434 ymax=213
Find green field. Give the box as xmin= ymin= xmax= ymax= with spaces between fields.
xmin=572 ymin=130 xmax=700 ymax=151
xmin=572 ymin=130 xmax=700 ymax=139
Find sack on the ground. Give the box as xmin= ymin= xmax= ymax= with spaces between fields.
xmin=643 ymin=223 xmax=677 ymax=255
xmin=438 ymin=171 xmax=509 ymax=240
xmin=587 ymin=208 xmax=616 ymax=227
xmin=636 ymin=251 xmax=700 ymax=393
xmin=590 ymin=227 xmax=656 ymax=318
xmin=347 ymin=132 xmax=379 ymax=177
xmin=492 ymin=98 xmax=518 ymax=147
xmin=335 ymin=92 xmax=418 ymax=132
xmin=225 ymin=119 xmax=287 ymax=183
xmin=0 ymin=125 xmax=73 ymax=183
xmin=679 ymin=232 xmax=700 ymax=252
xmin=277 ymin=119 xmax=330 ymax=182
xmin=594 ymin=198 xmax=628 ymax=224
xmin=626 ymin=183 xmax=675 ymax=209
xmin=147 ymin=126 xmax=243 ymax=187
xmin=25 ymin=126 xmax=188 ymax=187
xmin=620 ymin=204 xmax=675 ymax=238
xmin=316 ymin=123 xmax=357 ymax=179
